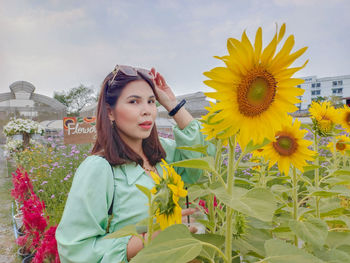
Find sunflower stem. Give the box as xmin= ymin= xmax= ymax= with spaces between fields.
xmin=146 ymin=201 xmax=154 ymax=246
xmin=292 ymin=166 xmax=299 ymax=246
xmin=208 ymin=193 xmax=215 ymax=233
xmin=215 ymin=139 xmax=223 ymax=177
xmin=225 ymin=135 xmax=236 ymax=263
xmin=313 ymin=131 xmax=320 ymax=218
xmin=332 ymin=136 xmax=337 ymax=170
xmin=259 ymin=161 xmax=267 ymax=188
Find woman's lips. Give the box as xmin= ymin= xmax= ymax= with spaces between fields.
xmin=139 ymin=121 xmax=153 ymax=130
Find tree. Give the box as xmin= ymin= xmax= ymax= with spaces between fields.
xmin=54 ymin=85 xmax=97 ymax=116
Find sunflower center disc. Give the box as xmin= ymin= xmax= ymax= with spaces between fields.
xmin=319 ymin=119 xmax=332 ymax=132
xmin=273 ymin=134 xmax=298 ymax=156
xmin=346 ymin=113 xmax=350 ymax=125
xmin=336 ymin=141 xmax=346 ymax=151
xmin=237 ymin=68 xmax=277 ymax=117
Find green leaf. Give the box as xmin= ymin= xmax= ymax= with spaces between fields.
xmin=244 ymin=138 xmax=270 ymax=153
xmin=289 ymin=218 xmax=328 ymax=248
xmin=131 ymin=224 xmax=202 ymax=263
xmin=330 ymin=170 xmax=350 ymax=176
xmin=192 ymin=233 xmax=225 ymax=259
xmin=238 ymin=162 xmax=263 ymax=168
xmin=326 ymin=232 xmax=350 ymax=249
xmin=301 ymin=123 xmax=312 ymax=130
xmin=235 ymin=177 xmax=254 ymax=186
xmin=176 ymin=144 xmax=209 ymax=156
xmin=187 ymin=185 xmax=209 ymax=202
xmin=240 ymin=188 xmax=277 ymax=222
xmin=322 ymin=175 xmax=350 ymax=186
xmin=330 ymin=185 xmax=350 ymax=197
xmin=232 ymin=227 xmax=271 ymax=258
xmin=264 ymin=239 xmax=325 ymax=263
xmin=314 ymin=248 xmax=350 ymax=263
xmin=303 ymin=165 xmax=322 ymax=172
xmin=209 ymin=186 xmax=276 ymax=222
xmin=104 ymin=225 xmax=138 ymax=239
xmin=270 ymin=184 xmax=291 ymax=193
xmin=310 ymin=190 xmax=340 ymax=197
xmin=135 ymin=184 xmax=151 ymax=201
xmin=321 ymin=208 xmax=347 ymax=217
xmin=171 ymin=157 xmax=215 ymax=172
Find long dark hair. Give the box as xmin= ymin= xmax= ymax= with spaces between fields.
xmin=91 ymin=69 xmax=166 ymax=166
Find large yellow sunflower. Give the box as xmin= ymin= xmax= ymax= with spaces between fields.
xmin=339 ymin=105 xmax=350 ymax=132
xmin=150 ymin=160 xmax=187 ymax=230
xmin=327 ymin=134 xmax=350 ymax=155
xmin=201 ymin=23 xmax=307 ymax=149
xmin=309 ymin=101 xmax=339 ymax=136
xmin=262 ymin=116 xmax=315 ymax=176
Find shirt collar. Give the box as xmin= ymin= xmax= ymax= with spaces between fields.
xmin=120 ymin=162 xmax=163 ymax=185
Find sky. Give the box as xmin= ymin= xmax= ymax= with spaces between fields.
xmin=1 ymin=0 xmax=349 ymax=98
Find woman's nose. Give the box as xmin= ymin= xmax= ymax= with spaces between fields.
xmin=141 ymin=103 xmax=152 ymax=115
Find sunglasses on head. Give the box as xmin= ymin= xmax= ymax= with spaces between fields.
xmin=109 ymin=65 xmax=153 ymax=84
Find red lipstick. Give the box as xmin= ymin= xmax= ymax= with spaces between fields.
xmin=139 ymin=121 xmax=153 ymax=130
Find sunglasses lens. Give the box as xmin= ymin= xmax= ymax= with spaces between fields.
xmin=119 ymin=66 xmax=138 ymax=76
xmin=137 ymin=68 xmax=152 ymax=79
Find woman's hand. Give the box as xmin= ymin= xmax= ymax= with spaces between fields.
xmin=150 ymin=68 xmax=177 ymax=111
xmin=182 ymin=208 xmax=199 ymax=233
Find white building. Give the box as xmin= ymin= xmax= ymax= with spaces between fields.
xmin=296 ymin=75 xmax=350 ymax=111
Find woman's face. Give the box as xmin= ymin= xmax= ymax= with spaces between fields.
xmin=110 ymin=80 xmax=157 ymax=144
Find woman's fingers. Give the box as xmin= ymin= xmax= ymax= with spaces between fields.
xmin=188 ymin=225 xmax=198 ymax=234
xmin=150 ymin=67 xmax=156 ymax=77
xmin=181 ymin=208 xmax=198 ymax=216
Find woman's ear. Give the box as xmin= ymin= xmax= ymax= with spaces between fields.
xmin=107 ymin=106 xmax=115 ymax=122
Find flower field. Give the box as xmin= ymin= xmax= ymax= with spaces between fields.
xmin=5 ymin=23 xmax=350 ymax=263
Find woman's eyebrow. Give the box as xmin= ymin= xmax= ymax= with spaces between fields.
xmin=126 ymin=95 xmax=155 ymax=99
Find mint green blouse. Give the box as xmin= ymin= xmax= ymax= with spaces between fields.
xmin=56 ymin=120 xmax=213 ymax=263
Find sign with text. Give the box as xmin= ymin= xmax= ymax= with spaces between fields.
xmin=63 ymin=117 xmax=97 ymax=144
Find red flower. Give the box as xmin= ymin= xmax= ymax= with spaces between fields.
xmin=22 ymin=194 xmax=48 ymax=234
xmin=11 ymin=168 xmax=34 ymax=203
xmin=32 ymin=226 xmax=60 ymax=263
xmin=17 ymin=193 xmax=49 ymax=252
xmin=199 ymin=196 xmax=218 ymax=214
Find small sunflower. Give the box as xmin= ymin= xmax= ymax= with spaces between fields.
xmin=201 ymin=23 xmax=308 ymax=149
xmin=327 ymin=135 xmax=350 ymax=155
xmin=150 ymin=160 xmax=187 ymax=230
xmin=309 ymin=101 xmax=339 ymax=136
xmin=250 ymin=149 xmax=265 ymax=170
xmin=262 ymin=116 xmax=315 ymax=176
xmin=339 ymin=105 xmax=350 ymax=132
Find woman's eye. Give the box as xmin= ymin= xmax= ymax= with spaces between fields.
xmin=129 ymin=100 xmax=137 ymax=104
xmin=148 ymin=100 xmax=155 ymax=104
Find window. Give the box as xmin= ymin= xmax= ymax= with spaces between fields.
xmin=311 ymin=83 xmax=315 ymax=88
xmin=332 ymin=88 xmax=343 ymax=94
xmin=333 ymin=80 xmax=343 ymax=86
xmin=316 ymin=83 xmax=321 ymax=87
xmin=297 ymin=85 xmax=301 ymax=88
xmin=311 ymin=90 xmax=321 ymax=95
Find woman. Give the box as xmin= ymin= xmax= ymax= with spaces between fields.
xmin=56 ymin=65 xmax=212 ymax=262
